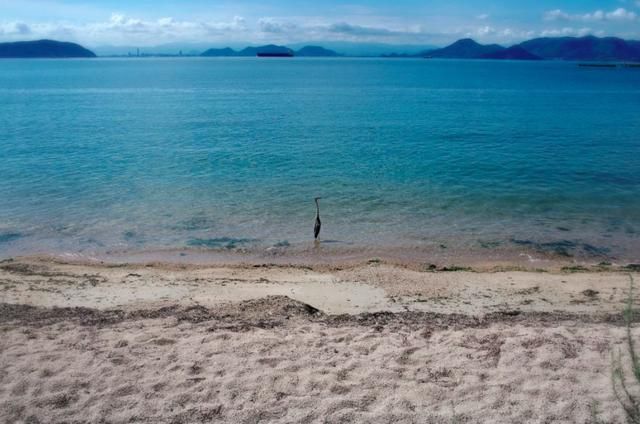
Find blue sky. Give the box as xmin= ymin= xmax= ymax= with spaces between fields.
xmin=0 ymin=0 xmax=639 ymax=47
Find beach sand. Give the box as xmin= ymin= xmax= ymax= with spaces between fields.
xmin=1 ymin=257 xmax=639 ymax=423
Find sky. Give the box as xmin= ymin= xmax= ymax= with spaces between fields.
xmin=0 ymin=0 xmax=639 ymax=48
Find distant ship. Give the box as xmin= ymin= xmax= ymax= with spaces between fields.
xmin=578 ymin=63 xmax=617 ymax=68
xmin=257 ymin=52 xmax=294 ymax=57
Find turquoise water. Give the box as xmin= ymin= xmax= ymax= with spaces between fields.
xmin=1 ymin=58 xmax=639 ymax=260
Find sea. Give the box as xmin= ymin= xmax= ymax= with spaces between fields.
xmin=1 ymin=57 xmax=639 ymax=262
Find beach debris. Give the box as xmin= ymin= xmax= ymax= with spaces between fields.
xmin=515 ymin=286 xmax=540 ymax=296
xmin=561 ymin=265 xmax=590 ymax=273
xmin=581 ymin=289 xmax=599 ymax=298
xmin=440 ymin=266 xmax=473 ymax=272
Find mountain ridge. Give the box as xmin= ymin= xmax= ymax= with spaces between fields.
xmin=423 ymin=38 xmax=504 ymax=59
xmin=2 ymin=36 xmax=639 ymax=61
xmin=518 ymin=36 xmax=640 ymax=61
xmin=481 ymin=45 xmax=542 ymax=60
xmin=421 ymin=35 xmax=640 ymax=61
xmin=201 ymin=44 xmax=338 ymax=57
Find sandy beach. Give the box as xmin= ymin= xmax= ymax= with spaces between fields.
xmin=0 ymin=256 xmax=639 ymax=423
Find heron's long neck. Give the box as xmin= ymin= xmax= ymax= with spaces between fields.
xmin=315 ymin=201 xmax=320 ymax=218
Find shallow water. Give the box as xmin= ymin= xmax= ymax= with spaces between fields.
xmin=0 ymin=58 xmax=639 ymax=260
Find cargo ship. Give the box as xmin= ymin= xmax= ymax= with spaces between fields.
xmin=257 ymin=51 xmax=294 ymax=57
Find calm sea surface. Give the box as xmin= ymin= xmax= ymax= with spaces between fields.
xmin=1 ymin=58 xmax=639 ymax=260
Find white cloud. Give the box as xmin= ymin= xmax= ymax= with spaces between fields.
xmin=258 ymin=18 xmax=297 ymax=34
xmin=544 ymin=7 xmax=637 ymax=22
xmin=0 ymin=14 xmax=249 ymax=45
xmin=476 ymin=25 xmax=495 ymax=36
xmin=0 ymin=9 xmax=636 ymax=49
xmin=539 ymin=27 xmax=596 ymax=37
xmin=327 ymin=22 xmax=399 ymax=36
xmin=0 ymin=21 xmax=32 ymax=36
xmin=606 ymin=8 xmax=637 ymax=20
xmin=466 ymin=26 xmax=535 ymax=41
xmin=0 ymin=13 xmax=433 ymax=45
xmin=544 ymin=10 xmax=571 ymax=21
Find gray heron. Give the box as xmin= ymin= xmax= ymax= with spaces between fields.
xmin=314 ymin=197 xmax=322 ymax=240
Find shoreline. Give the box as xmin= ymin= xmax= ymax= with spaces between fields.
xmin=1 ymin=256 xmax=638 ymax=315
xmin=3 ymin=221 xmax=639 ymax=270
xmin=5 ymin=240 xmax=639 ymax=273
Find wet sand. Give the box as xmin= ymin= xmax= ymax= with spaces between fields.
xmin=1 ymin=257 xmax=639 ymax=423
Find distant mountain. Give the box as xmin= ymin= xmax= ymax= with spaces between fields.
xmin=424 ymin=39 xmax=505 ymax=59
xmin=200 ymin=47 xmax=236 ymax=57
xmin=518 ymin=36 xmax=640 ymax=61
xmin=201 ymin=44 xmax=293 ymax=57
xmin=295 ymin=46 xmax=339 ymax=57
xmin=20 ymin=36 xmax=636 ymax=61
xmin=416 ymin=36 xmax=640 ymax=61
xmin=290 ymin=42 xmax=436 ymax=57
xmin=481 ymin=46 xmax=542 ymax=60
xmin=201 ymin=44 xmax=338 ymax=57
xmin=96 ymin=41 xmax=437 ymax=57
xmin=237 ymin=45 xmax=294 ymax=56
xmin=0 ymin=39 xmax=96 ymax=58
